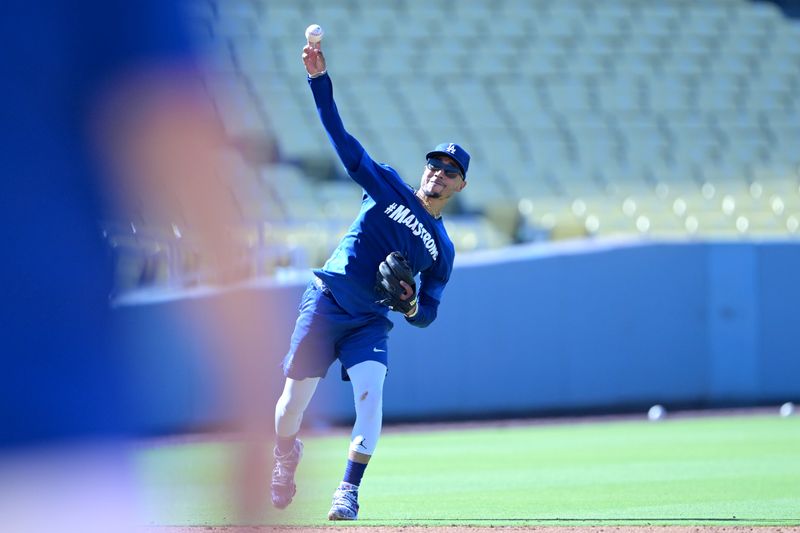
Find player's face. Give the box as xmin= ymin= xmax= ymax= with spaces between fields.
xmin=420 ymin=155 xmax=466 ymax=199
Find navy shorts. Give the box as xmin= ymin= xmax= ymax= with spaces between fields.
xmin=282 ymin=278 xmax=393 ymax=380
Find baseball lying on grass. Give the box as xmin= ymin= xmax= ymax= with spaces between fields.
xmin=648 ymin=404 xmax=666 ymax=421
xmin=780 ymin=402 xmax=795 ymax=417
xmin=305 ymin=24 xmax=324 ymax=43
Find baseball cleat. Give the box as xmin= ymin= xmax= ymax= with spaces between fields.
xmin=327 ymin=481 xmax=360 ymax=520
xmin=271 ymin=439 xmax=304 ymax=509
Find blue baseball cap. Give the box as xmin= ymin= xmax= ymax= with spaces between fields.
xmin=426 ymin=142 xmax=470 ymax=179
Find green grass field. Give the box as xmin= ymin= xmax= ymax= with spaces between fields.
xmin=136 ymin=414 xmax=800 ymax=527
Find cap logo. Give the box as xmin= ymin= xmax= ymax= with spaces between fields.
xmin=445 ymin=143 xmax=457 ymax=154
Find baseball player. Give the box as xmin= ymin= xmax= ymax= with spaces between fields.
xmin=270 ymin=33 xmax=470 ymax=521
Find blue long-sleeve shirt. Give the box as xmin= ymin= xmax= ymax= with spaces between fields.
xmin=308 ymin=73 xmax=455 ymax=328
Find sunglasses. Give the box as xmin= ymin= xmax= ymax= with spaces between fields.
xmin=426 ymin=158 xmax=462 ymax=179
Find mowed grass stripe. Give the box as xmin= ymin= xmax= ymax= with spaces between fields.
xmin=136 ymin=414 xmax=800 ymax=526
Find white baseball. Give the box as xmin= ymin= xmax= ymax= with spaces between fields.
xmin=305 ymin=24 xmax=324 ymax=43
xmin=647 ymin=404 xmax=666 ymax=421
xmin=780 ymin=402 xmax=795 ymax=417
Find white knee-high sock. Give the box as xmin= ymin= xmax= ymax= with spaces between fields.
xmin=346 ymin=360 xmax=387 ymax=456
xmin=274 ymin=377 xmax=320 ymax=437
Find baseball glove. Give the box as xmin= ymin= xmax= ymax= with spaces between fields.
xmin=375 ymin=251 xmax=417 ymax=314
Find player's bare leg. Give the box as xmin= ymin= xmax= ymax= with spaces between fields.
xmin=272 ymin=377 xmax=319 ymax=509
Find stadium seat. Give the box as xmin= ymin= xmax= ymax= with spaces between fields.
xmin=169 ymin=0 xmax=800 ymax=281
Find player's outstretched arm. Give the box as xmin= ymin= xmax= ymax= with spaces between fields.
xmin=302 ymin=34 xmax=366 ymax=174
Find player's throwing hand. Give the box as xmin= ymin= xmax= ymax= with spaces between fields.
xmin=302 ymin=41 xmax=326 ymax=77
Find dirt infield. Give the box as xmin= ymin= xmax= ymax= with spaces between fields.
xmin=143 ymin=527 xmax=800 ymax=533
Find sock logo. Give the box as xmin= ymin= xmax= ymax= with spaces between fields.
xmin=353 ymin=435 xmax=368 ymax=451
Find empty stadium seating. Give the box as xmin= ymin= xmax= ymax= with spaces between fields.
xmin=109 ymin=0 xmax=800 ymax=289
